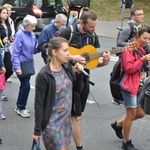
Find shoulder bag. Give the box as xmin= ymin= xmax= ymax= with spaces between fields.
xmin=18 ymin=59 xmax=35 ymax=78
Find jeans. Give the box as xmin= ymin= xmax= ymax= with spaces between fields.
xmin=120 ymin=88 xmax=140 ymax=108
xmin=16 ymin=76 xmax=31 ymax=110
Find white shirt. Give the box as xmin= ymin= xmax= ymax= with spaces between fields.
xmin=8 ymin=17 xmax=15 ymax=36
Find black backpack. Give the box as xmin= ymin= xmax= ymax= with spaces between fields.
xmin=139 ymin=76 xmax=150 ymax=115
xmin=110 ymin=50 xmax=149 ymax=102
xmin=116 ymin=22 xmax=137 ymax=46
xmin=109 ymin=57 xmax=124 ymax=100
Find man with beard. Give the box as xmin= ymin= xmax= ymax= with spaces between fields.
xmin=58 ymin=10 xmax=111 ymax=150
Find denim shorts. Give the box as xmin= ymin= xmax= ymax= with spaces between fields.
xmin=120 ymin=89 xmax=140 ymax=108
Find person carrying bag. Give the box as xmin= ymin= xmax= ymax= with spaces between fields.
xmin=11 ymin=15 xmax=38 ymax=118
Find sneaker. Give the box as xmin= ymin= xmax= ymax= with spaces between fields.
xmin=2 ymin=95 xmax=8 ymax=101
xmin=111 ymin=121 xmax=124 ymax=139
xmin=0 ymin=113 xmax=6 ymax=120
xmin=6 ymin=78 xmax=12 ymax=83
xmin=15 ymin=108 xmax=30 ymax=118
xmin=122 ymin=140 xmax=139 ymax=150
xmin=112 ymin=99 xmax=124 ymax=106
xmin=15 ymin=107 xmax=29 ymax=113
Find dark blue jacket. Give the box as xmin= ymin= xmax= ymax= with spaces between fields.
xmin=38 ymin=23 xmax=58 ymax=61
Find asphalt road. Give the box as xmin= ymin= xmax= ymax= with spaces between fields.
xmin=0 ymin=37 xmax=150 ymax=150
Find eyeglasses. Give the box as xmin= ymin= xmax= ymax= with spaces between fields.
xmin=134 ymin=13 xmax=144 ymax=16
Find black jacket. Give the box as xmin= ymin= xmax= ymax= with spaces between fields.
xmin=0 ymin=24 xmax=11 ymax=45
xmin=34 ymin=63 xmax=82 ymax=135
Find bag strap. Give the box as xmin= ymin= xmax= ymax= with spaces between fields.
xmin=69 ymin=25 xmax=74 ymax=43
xmin=128 ymin=22 xmax=137 ymax=40
xmin=0 ymin=32 xmax=4 ymax=48
xmin=69 ymin=24 xmax=96 ymax=45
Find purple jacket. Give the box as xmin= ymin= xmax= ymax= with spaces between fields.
xmin=11 ymin=27 xmax=38 ymax=71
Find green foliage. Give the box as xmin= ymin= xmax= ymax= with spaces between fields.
xmin=63 ymin=0 xmax=150 ymax=24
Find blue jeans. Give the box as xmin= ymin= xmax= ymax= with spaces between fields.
xmin=16 ymin=76 xmax=31 ymax=110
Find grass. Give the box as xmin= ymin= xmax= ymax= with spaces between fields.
xmin=63 ymin=0 xmax=150 ymax=24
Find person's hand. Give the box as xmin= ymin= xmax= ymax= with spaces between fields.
xmin=69 ymin=55 xmax=86 ymax=65
xmin=142 ymin=53 xmax=150 ymax=62
xmin=103 ymin=51 xmax=111 ymax=61
xmin=32 ymin=135 xmax=41 ymax=142
xmin=0 ymin=67 xmax=6 ymax=74
xmin=16 ymin=69 xmax=22 ymax=75
xmin=10 ymin=35 xmax=14 ymax=42
xmin=3 ymin=37 xmax=9 ymax=43
xmin=97 ymin=51 xmax=111 ymax=67
xmin=125 ymin=41 xmax=140 ymax=51
xmin=74 ymin=62 xmax=84 ymax=73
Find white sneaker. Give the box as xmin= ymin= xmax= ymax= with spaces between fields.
xmin=15 ymin=108 xmax=30 ymax=118
xmin=15 ymin=107 xmax=29 ymax=113
xmin=2 ymin=95 xmax=8 ymax=101
xmin=6 ymin=78 xmax=12 ymax=83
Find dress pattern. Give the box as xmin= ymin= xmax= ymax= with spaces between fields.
xmin=42 ymin=68 xmax=72 ymax=150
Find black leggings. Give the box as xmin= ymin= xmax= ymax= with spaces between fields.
xmin=4 ymin=51 xmax=13 ymax=80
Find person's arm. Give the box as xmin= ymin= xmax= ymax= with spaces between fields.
xmin=38 ymin=24 xmax=58 ymax=53
xmin=121 ymin=51 xmax=144 ymax=74
xmin=9 ymin=17 xmax=15 ymax=37
xmin=33 ymin=73 xmax=47 ymax=138
xmin=11 ymin=32 xmax=23 ymax=75
xmin=117 ymin=26 xmax=131 ymax=47
xmin=92 ymin=34 xmax=110 ymax=67
xmin=37 ymin=28 xmax=50 ymax=53
xmin=33 ymin=35 xmax=39 ymax=54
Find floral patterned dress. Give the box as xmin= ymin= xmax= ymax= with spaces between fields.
xmin=42 ymin=68 xmax=72 ymax=150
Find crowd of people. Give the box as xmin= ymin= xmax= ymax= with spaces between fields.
xmin=0 ymin=3 xmax=150 ymax=150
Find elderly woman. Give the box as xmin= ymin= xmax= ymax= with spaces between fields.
xmin=11 ymin=15 xmax=38 ymax=118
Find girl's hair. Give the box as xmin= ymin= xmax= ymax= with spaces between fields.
xmin=137 ymin=25 xmax=150 ymax=37
xmin=43 ymin=37 xmax=68 ymax=57
xmin=0 ymin=6 xmax=11 ymax=31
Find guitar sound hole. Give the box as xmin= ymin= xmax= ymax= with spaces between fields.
xmin=82 ymin=54 xmax=89 ymax=62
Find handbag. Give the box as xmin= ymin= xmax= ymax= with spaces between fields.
xmin=18 ymin=59 xmax=35 ymax=78
xmin=31 ymin=140 xmax=41 ymax=150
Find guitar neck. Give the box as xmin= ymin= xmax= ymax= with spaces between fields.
xmin=89 ymin=47 xmax=125 ymax=60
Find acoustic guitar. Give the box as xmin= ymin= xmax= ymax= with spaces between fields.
xmin=69 ymin=42 xmax=140 ymax=69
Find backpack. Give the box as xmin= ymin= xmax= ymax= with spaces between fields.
xmin=109 ymin=57 xmax=124 ymax=100
xmin=110 ymin=50 xmax=148 ymax=101
xmin=139 ymin=76 xmax=150 ymax=115
xmin=116 ymin=22 xmax=137 ymax=56
xmin=116 ymin=22 xmax=137 ymax=46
